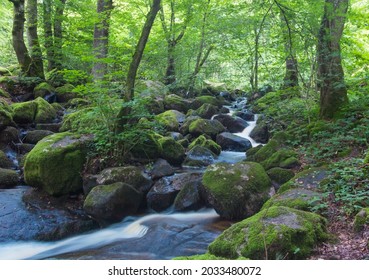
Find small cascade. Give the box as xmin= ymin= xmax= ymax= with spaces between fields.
xmin=234 ymin=114 xmax=259 ymax=148
xmin=4 ymin=149 xmax=20 ymax=170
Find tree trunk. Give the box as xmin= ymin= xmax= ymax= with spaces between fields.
xmin=124 ymin=0 xmax=161 ymax=101
xmin=8 ymin=0 xmax=32 ymax=75
xmin=165 ymin=42 xmax=176 ymax=85
xmin=317 ymin=0 xmax=349 ymax=119
xmin=53 ymin=0 xmax=66 ymax=69
xmin=92 ymin=0 xmax=113 ymax=81
xmin=26 ymin=0 xmax=45 ymax=79
xmin=43 ymin=0 xmax=55 ymax=71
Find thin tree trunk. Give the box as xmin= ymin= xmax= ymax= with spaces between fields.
xmin=53 ymin=0 xmax=66 ymax=70
xmin=92 ymin=0 xmax=113 ymax=81
xmin=43 ymin=0 xmax=55 ymax=71
xmin=26 ymin=0 xmax=45 ymax=79
xmin=124 ymin=0 xmax=161 ymax=102
xmin=8 ymin=0 xmax=33 ymax=75
xmin=317 ymin=0 xmax=349 ymax=119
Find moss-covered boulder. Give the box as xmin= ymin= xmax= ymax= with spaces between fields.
xmin=0 ymin=168 xmax=19 ymax=188
xmin=164 ymin=94 xmax=191 ymax=113
xmin=34 ymin=97 xmax=58 ymax=123
xmin=278 ymin=167 xmax=328 ymax=194
xmin=174 ymin=253 xmax=229 ymax=260
xmin=83 ymin=182 xmax=143 ymax=223
xmin=96 ymin=166 xmax=153 ymax=194
xmin=0 ymin=151 xmax=13 ymax=169
xmin=262 ymin=189 xmax=322 ymax=211
xmin=11 ymin=100 xmax=37 ymax=124
xmin=188 ymin=135 xmax=221 ymax=156
xmin=183 ymin=146 xmax=217 ymax=168
xmin=34 ymin=82 xmax=55 ymax=99
xmin=155 ymin=110 xmax=185 ymax=132
xmin=208 ymin=206 xmax=327 ymax=259
xmin=353 ymin=208 xmax=369 ymax=232
xmin=260 ymin=148 xmax=300 ymax=170
xmin=130 ymin=132 xmax=163 ymax=161
xmin=0 ymin=100 xmax=15 ymax=130
xmin=195 ymin=103 xmax=219 ymax=119
xmin=159 ymin=137 xmax=185 ymax=165
xmin=60 ymin=108 xmax=97 ymax=132
xmin=179 ymin=116 xmax=200 ymax=135
xmin=55 ymin=84 xmax=77 ymax=103
xmin=189 ymin=118 xmax=226 ymax=139
xmin=202 ymin=162 xmax=272 ymax=220
xmin=24 ymin=132 xmax=92 ymax=196
xmin=0 ymin=126 xmax=19 ymax=144
xmin=191 ymin=95 xmax=222 ymax=109
xmin=267 ymin=167 xmax=295 ymax=186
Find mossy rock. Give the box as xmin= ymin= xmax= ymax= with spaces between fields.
xmin=262 ymin=189 xmax=323 ymax=211
xmin=267 ymin=167 xmax=295 ymax=185
xmin=34 ymin=97 xmax=58 ymax=123
xmin=155 ymin=110 xmax=185 ymax=132
xmin=0 ymin=88 xmax=10 ymax=98
xmin=195 ymin=103 xmax=219 ymax=119
xmin=0 ymin=151 xmax=13 ymax=169
xmin=189 ymin=118 xmax=226 ymax=139
xmin=0 ymin=101 xmax=15 ymax=129
xmin=11 ymin=100 xmax=38 ymax=124
xmin=0 ymin=168 xmax=19 ymax=188
xmin=130 ymin=133 xmax=163 ymax=160
xmin=23 ymin=130 xmax=54 ymax=144
xmin=246 ymin=139 xmax=279 ymax=162
xmin=191 ymin=95 xmax=222 ymax=109
xmin=208 ymin=206 xmax=327 ymax=260
xmin=55 ymin=84 xmax=77 ymax=103
xmin=353 ymin=208 xmax=369 ymax=232
xmin=183 ymin=146 xmax=216 ymax=167
xmin=260 ymin=148 xmax=300 ymax=170
xmin=188 ymin=135 xmax=221 ymax=156
xmin=0 ymin=76 xmax=15 ymax=91
xmin=202 ymin=162 xmax=272 ymax=220
xmin=66 ymin=98 xmax=91 ymax=109
xmin=173 ymin=177 xmax=203 ymax=211
xmin=173 ymin=253 xmax=229 ymax=260
xmin=179 ymin=116 xmax=200 ymax=135
xmin=278 ymin=167 xmax=328 ymax=194
xmin=34 ymin=82 xmax=55 ymax=99
xmin=24 ymin=132 xmax=92 ymax=196
xmin=159 ymin=136 xmax=185 ymax=165
xmin=60 ymin=108 xmax=98 ymax=132
xmin=163 ymin=94 xmax=191 ymax=113
xmin=83 ymin=182 xmax=143 ymax=223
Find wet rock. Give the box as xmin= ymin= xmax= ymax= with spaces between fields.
xmin=150 ymin=158 xmax=175 ymax=180
xmin=34 ymin=82 xmax=55 ymax=99
xmin=0 ymin=126 xmax=19 ymax=145
xmin=202 ymin=162 xmax=272 ymax=220
xmin=96 ymin=166 xmax=153 ymax=194
xmin=249 ymin=118 xmax=269 ymax=144
xmin=195 ymin=103 xmax=219 ymax=119
xmin=209 ymin=206 xmax=327 ymax=260
xmin=174 ymin=179 xmax=204 ymax=211
xmin=36 ymin=123 xmax=61 ymax=133
xmin=167 ymin=132 xmax=183 ymax=141
xmin=183 ymin=146 xmax=217 ymax=168
xmin=159 ymin=137 xmax=185 ymax=165
xmin=188 ymin=135 xmax=221 ymax=156
xmin=23 ymin=130 xmax=54 ymax=144
xmin=234 ymin=110 xmax=254 ymax=121
xmin=14 ymin=143 xmax=35 ymax=154
xmin=24 ymin=132 xmax=92 ymax=196
xmin=84 ymin=182 xmax=143 ymax=223
xmin=216 ymin=132 xmax=252 ymax=152
xmin=213 ymin=114 xmax=248 ymax=133
xmin=147 ymin=172 xmax=202 ymax=212
xmin=189 ymin=119 xmax=226 ymax=139
xmin=0 ymin=168 xmax=19 ymax=188
xmin=0 ymin=150 xmax=13 ymax=168
xmin=156 ymin=110 xmax=185 ymax=132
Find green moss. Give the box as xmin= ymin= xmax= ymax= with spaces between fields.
xmin=55 ymin=84 xmax=77 ymax=103
xmin=267 ymin=167 xmax=295 ymax=185
xmin=188 ymin=135 xmax=221 ymax=155
xmin=0 ymin=151 xmax=13 ymax=168
xmin=260 ymin=149 xmax=299 ymax=170
xmin=173 ymin=253 xmax=229 ymax=260
xmin=195 ymin=103 xmax=219 ymax=119
xmin=0 ymin=88 xmax=10 ymax=98
xmin=0 ymin=101 xmax=14 ymax=128
xmin=0 ymin=168 xmax=19 ymax=188
xmin=353 ymin=208 xmax=369 ymax=232
xmin=208 ymin=206 xmax=327 ymax=260
xmin=11 ymin=101 xmax=37 ymax=124
xmin=60 ymin=108 xmax=97 ymax=132
xmin=163 ymin=94 xmax=190 ymax=113
xmin=34 ymin=82 xmax=55 ymax=98
xmin=34 ymin=97 xmax=57 ymax=123
xmin=189 ymin=118 xmax=225 ymax=139
xmin=24 ymin=132 xmax=91 ymax=195
xmin=191 ymin=95 xmax=222 ymax=109
xmin=158 ymin=136 xmax=185 ymax=165
xmin=130 ymin=132 xmax=163 ymax=160
xmin=155 ymin=110 xmax=180 ymax=131
xmin=202 ymin=162 xmax=272 ymax=220
xmin=248 ymin=139 xmax=279 ymax=162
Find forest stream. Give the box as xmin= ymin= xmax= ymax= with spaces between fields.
xmin=0 ymin=98 xmax=260 ymax=260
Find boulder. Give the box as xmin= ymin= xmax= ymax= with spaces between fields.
xmin=208 ymin=206 xmax=327 ymax=260
xmin=158 ymin=137 xmax=185 ymax=165
xmin=0 ymin=126 xmax=19 ymax=145
xmin=260 ymin=148 xmax=300 ymax=170
xmin=130 ymin=132 xmax=163 ymax=161
xmin=24 ymin=132 xmax=92 ymax=196
xmin=156 ymin=110 xmax=185 ymax=132
xmin=183 ymin=146 xmax=217 ymax=167
xmin=149 ymin=158 xmax=175 ymax=180
xmin=55 ymin=84 xmax=77 ymax=103
xmin=0 ymin=101 xmax=15 ymax=130
xmin=213 ymin=114 xmax=248 ymax=133
xmin=164 ymin=94 xmax=191 ymax=113
xmin=188 ymin=135 xmax=221 ymax=156
xmin=267 ymin=167 xmax=295 ymax=187
xmin=202 ymin=162 xmax=272 ymax=220
xmin=262 ymin=189 xmax=323 ymax=211
xmin=216 ymin=132 xmax=252 ymax=152
xmin=174 ymin=179 xmax=204 ymax=211
xmin=353 ymin=208 xmax=369 ymax=232
xmin=0 ymin=168 xmax=19 ymax=188
xmin=249 ymin=118 xmax=269 ymax=144
xmin=96 ymin=166 xmax=153 ymax=194
xmin=195 ymin=103 xmax=219 ymax=119
xmin=147 ymin=172 xmax=202 ymax=212
xmin=0 ymin=151 xmax=13 ymax=169
xmin=179 ymin=116 xmax=200 ymax=135
xmin=84 ymin=182 xmax=143 ymax=223
xmin=191 ymin=95 xmax=222 ymax=109
xmin=34 ymin=82 xmax=55 ymax=99
xmin=34 ymin=97 xmax=58 ymax=123
xmin=23 ymin=130 xmax=54 ymax=144
xmin=234 ymin=110 xmax=254 ymax=121
xmin=189 ymin=118 xmax=226 ymax=139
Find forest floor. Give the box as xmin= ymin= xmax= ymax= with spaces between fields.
xmin=309 ymin=202 xmax=369 ymax=260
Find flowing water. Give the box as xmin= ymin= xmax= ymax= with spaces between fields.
xmin=0 ymin=97 xmax=258 ymax=260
